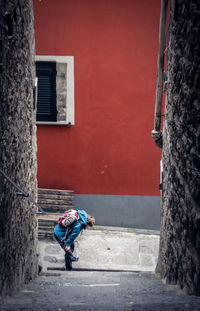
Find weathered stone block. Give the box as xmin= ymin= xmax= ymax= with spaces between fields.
xmin=0 ymin=0 xmax=38 ymax=297
xmin=158 ymin=0 xmax=200 ymax=296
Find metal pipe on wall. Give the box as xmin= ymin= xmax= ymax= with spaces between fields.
xmin=152 ymin=0 xmax=169 ymax=148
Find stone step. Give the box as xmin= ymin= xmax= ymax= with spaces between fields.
xmin=38 ymin=198 xmax=73 ymax=205
xmin=39 ymin=204 xmax=73 ymax=213
xmin=38 ymin=229 xmax=54 ymax=240
xmin=38 ymin=194 xmax=73 ymax=201
xmin=37 ymin=213 xmax=59 ymax=239
xmin=38 ymin=188 xmax=75 ymax=213
xmin=38 ymin=188 xmax=74 ymax=196
xmin=37 ymin=212 xmax=61 ymax=222
xmin=37 ymin=187 xmax=75 ymax=239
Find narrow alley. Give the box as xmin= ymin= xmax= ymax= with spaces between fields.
xmin=1 ymin=0 xmax=200 ymax=305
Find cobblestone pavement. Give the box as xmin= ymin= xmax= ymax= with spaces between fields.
xmin=1 ymin=271 xmax=200 ymax=311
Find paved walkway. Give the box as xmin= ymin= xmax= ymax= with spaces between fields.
xmin=38 ymin=226 xmax=160 ymax=272
xmin=1 ymin=271 xmax=200 ymax=311
xmin=1 ymin=227 xmax=200 ymax=310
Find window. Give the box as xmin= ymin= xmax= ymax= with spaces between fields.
xmin=36 ymin=61 xmax=57 ymax=122
xmin=35 ymin=56 xmax=75 ymax=125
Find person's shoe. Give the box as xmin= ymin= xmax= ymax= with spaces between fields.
xmin=71 ymin=256 xmax=79 ymax=262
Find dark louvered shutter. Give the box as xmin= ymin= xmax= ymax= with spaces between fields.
xmin=36 ymin=61 xmax=57 ymax=121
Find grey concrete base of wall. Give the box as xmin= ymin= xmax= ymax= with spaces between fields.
xmin=74 ymin=194 xmax=161 ymax=231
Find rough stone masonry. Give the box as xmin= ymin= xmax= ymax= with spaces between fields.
xmin=0 ymin=0 xmax=38 ymax=296
xmin=158 ymin=0 xmax=200 ymax=295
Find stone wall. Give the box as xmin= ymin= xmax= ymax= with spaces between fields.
xmin=158 ymin=0 xmax=200 ymax=295
xmin=0 ymin=0 xmax=38 ymax=296
xmin=56 ymin=63 xmax=67 ymax=122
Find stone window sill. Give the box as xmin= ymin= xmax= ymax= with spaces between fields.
xmin=36 ymin=121 xmax=72 ymax=126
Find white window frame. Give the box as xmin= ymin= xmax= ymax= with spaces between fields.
xmin=35 ymin=55 xmax=75 ymax=125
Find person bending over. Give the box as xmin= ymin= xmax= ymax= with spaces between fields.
xmin=54 ymin=209 xmax=95 ymax=270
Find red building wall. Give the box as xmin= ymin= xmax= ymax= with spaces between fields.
xmin=34 ymin=0 xmax=161 ymax=197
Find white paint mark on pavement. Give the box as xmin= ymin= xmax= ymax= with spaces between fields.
xmin=63 ymin=283 xmax=73 ymax=287
xmin=82 ymin=283 xmax=120 ymax=287
xmin=63 ymin=282 xmax=120 ymax=287
xmin=69 ymin=303 xmax=85 ymax=306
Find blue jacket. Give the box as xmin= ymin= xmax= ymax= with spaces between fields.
xmin=54 ymin=210 xmax=87 ymax=247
